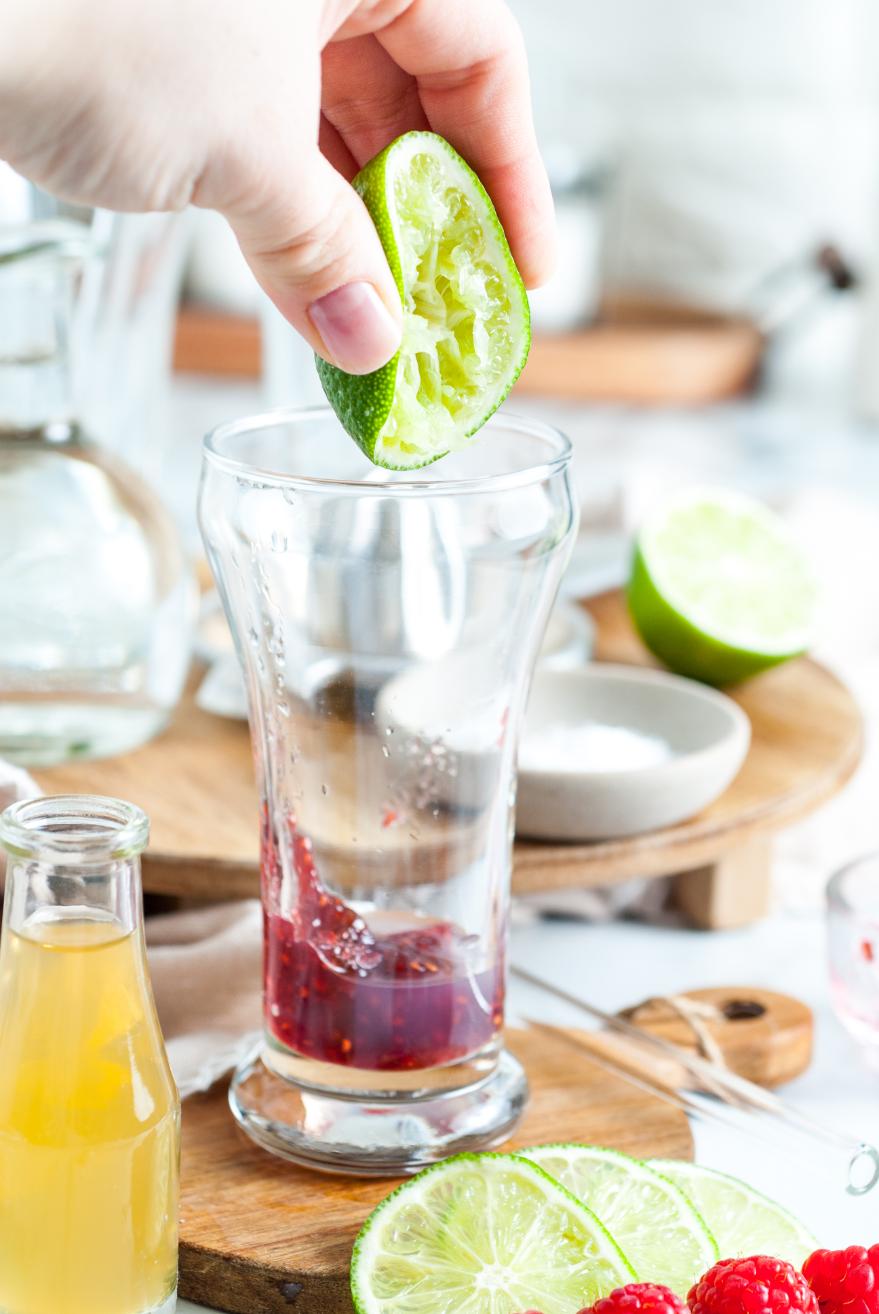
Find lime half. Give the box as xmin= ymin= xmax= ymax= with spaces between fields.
xmin=628 ymin=488 xmax=817 ymax=686
xmin=522 ymin=1144 xmax=718 ymax=1296
xmin=652 ymin=1160 xmax=816 ymax=1267
xmin=317 ymin=131 xmax=530 ymax=470
xmin=350 ymin=1152 xmax=634 ymax=1314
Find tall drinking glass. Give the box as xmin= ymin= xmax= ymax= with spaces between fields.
xmin=199 ymin=408 xmax=577 ymax=1174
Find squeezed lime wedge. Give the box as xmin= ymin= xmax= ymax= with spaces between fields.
xmin=628 ymin=488 xmax=817 ymax=685
xmin=317 ymin=132 xmax=530 ymax=470
xmin=522 ymin=1144 xmax=718 ymax=1296
xmin=651 ymin=1160 xmax=816 ymax=1266
xmin=350 ymin=1152 xmax=634 ymax=1314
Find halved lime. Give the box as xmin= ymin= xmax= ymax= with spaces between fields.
xmin=521 ymin=1144 xmax=718 ymax=1296
xmin=628 ymin=488 xmax=817 ymax=686
xmin=651 ymin=1160 xmax=816 ymax=1266
xmin=350 ymin=1152 xmax=634 ymax=1314
xmin=317 ymin=131 xmax=530 ymax=470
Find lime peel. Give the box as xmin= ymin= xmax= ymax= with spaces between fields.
xmin=317 ymin=132 xmax=530 ymax=470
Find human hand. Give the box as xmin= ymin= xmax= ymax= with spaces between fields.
xmin=0 ymin=0 xmax=554 ymax=374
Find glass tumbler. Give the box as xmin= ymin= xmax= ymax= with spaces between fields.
xmin=199 ymin=407 xmax=577 ymax=1174
xmin=828 ymin=853 xmax=879 ymax=1065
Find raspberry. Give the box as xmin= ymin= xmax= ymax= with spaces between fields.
xmin=577 ymin=1282 xmax=686 ymax=1314
xmin=804 ymin=1246 xmax=879 ymax=1314
xmin=689 ymin=1256 xmax=819 ymax=1314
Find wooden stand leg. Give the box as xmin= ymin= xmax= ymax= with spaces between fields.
xmin=673 ymin=836 xmax=773 ymax=930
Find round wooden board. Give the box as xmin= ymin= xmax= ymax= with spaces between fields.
xmin=178 ymin=1026 xmax=692 ymax=1314
xmin=35 ymin=591 xmax=863 ymax=905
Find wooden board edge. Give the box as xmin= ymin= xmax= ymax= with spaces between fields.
xmin=180 ymin=1243 xmax=350 ymax=1314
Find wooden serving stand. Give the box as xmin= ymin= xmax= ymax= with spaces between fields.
xmin=36 ymin=591 xmax=862 ymax=930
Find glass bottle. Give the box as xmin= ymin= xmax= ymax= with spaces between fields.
xmin=0 ymin=217 xmax=195 ymax=765
xmin=0 ymin=794 xmax=180 ymax=1314
xmin=199 ymin=406 xmax=577 ymax=1174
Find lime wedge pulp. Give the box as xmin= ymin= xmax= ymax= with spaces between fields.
xmin=651 ymin=1160 xmax=816 ymax=1267
xmin=522 ymin=1144 xmax=719 ymax=1296
xmin=628 ymin=487 xmax=817 ymax=686
xmin=316 ymin=131 xmax=531 ymax=470
xmin=350 ymin=1152 xmax=634 ymax=1314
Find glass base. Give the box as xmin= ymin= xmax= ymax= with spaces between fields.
xmin=229 ymin=1046 xmax=528 ymax=1177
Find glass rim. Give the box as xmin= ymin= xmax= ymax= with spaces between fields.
xmin=827 ymin=851 xmax=879 ymax=911
xmin=0 ymin=794 xmax=150 ymax=861
xmin=203 ymin=405 xmax=572 ymax=497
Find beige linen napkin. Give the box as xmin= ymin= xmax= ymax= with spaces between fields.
xmin=146 ymin=901 xmax=263 ymax=1097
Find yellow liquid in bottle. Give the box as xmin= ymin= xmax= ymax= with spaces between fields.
xmin=0 ymin=915 xmax=179 ymax=1314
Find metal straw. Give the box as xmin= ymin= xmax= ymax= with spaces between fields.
xmin=511 ymin=963 xmax=879 ymax=1196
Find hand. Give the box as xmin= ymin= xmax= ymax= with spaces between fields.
xmin=0 ymin=0 xmax=554 ymax=374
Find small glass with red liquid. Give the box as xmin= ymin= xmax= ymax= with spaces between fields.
xmin=828 ymin=853 xmax=879 ymax=1067
xmin=199 ymin=407 xmax=576 ymax=1174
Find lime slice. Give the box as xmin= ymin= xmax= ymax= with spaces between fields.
xmin=350 ymin=1152 xmax=634 ymax=1314
xmin=628 ymin=488 xmax=816 ymax=686
xmin=316 ymin=131 xmax=530 ymax=470
xmin=521 ymin=1144 xmax=718 ymax=1296
xmin=651 ymin=1160 xmax=816 ymax=1266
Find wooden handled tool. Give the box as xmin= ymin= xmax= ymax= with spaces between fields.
xmin=528 ymin=986 xmax=813 ymax=1096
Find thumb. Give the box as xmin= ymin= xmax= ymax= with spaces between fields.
xmin=227 ymin=152 xmax=402 ymax=375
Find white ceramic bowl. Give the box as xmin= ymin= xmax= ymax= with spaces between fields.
xmin=516 ymin=665 xmax=751 ymax=841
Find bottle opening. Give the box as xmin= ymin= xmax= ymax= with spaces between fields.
xmin=0 ymin=794 xmax=149 ymax=861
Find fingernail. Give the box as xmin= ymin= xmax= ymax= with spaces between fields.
xmin=308 ymin=282 xmax=401 ymax=375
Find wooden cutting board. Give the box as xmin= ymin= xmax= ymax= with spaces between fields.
xmin=36 ymin=591 xmax=863 ymax=930
xmin=179 ymin=1026 xmax=693 ymax=1314
xmin=173 ymin=300 xmax=762 ymax=405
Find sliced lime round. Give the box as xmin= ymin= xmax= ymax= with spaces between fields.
xmin=651 ymin=1159 xmax=816 ymax=1266
xmin=350 ymin=1152 xmax=634 ymax=1314
xmin=317 ymin=131 xmax=530 ymax=470
xmin=522 ymin=1144 xmax=718 ymax=1296
xmin=628 ymin=488 xmax=817 ymax=686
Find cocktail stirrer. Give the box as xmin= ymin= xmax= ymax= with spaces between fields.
xmin=511 ymin=963 xmax=879 ymax=1197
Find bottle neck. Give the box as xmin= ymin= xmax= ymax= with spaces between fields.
xmin=4 ymin=852 xmax=141 ymax=939
xmin=0 ymin=796 xmax=149 ymax=939
xmin=0 ymin=233 xmax=87 ymax=435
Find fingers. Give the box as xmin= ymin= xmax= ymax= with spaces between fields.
xmin=376 ymin=0 xmax=555 ymax=287
xmin=224 ymin=151 xmax=402 ymax=374
xmin=319 ymin=113 xmax=359 ymax=180
xmin=321 ymin=34 xmax=428 ymax=169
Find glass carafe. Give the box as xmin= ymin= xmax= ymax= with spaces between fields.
xmin=199 ymin=407 xmax=577 ymax=1174
xmin=0 ymin=794 xmax=180 ymax=1314
xmin=0 ymin=214 xmax=194 ymax=765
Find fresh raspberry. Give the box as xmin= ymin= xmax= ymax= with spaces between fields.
xmin=577 ymin=1282 xmax=686 ymax=1314
xmin=804 ymin=1246 xmax=879 ymax=1314
xmin=689 ymin=1256 xmax=818 ymax=1314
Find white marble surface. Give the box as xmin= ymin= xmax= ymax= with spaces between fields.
xmin=177 ymin=907 xmax=879 ymax=1314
